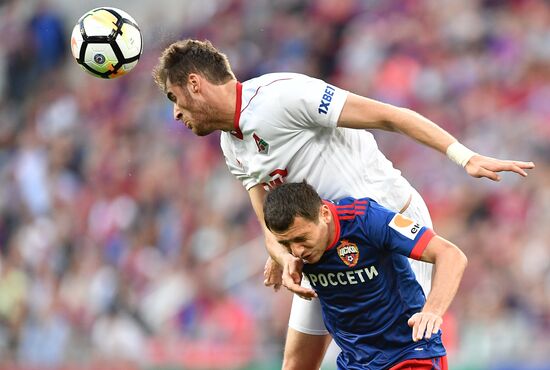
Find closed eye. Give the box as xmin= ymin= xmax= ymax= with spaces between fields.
xmin=279 ymin=236 xmax=308 ymax=246
xmin=279 ymin=241 xmax=290 ymax=249
xmin=167 ymin=92 xmax=176 ymax=103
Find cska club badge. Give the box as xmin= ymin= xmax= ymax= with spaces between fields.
xmin=337 ymin=240 xmax=359 ymax=267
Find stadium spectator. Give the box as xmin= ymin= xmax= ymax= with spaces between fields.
xmin=0 ymin=1 xmax=548 ymax=369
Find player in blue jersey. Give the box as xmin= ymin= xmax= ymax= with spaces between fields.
xmin=263 ymin=182 xmax=467 ymax=370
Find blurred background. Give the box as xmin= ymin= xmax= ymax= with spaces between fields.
xmin=0 ymin=0 xmax=548 ymax=369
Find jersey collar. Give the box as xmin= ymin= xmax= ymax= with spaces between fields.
xmin=324 ymin=200 xmax=341 ymax=251
xmin=231 ymin=81 xmax=243 ymax=139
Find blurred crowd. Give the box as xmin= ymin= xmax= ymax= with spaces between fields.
xmin=0 ymin=0 xmax=549 ymax=369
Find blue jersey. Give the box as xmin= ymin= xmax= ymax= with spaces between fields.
xmin=302 ymin=197 xmax=446 ymax=369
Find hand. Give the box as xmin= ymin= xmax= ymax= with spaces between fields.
xmin=263 ymin=256 xmax=283 ymax=292
xmin=407 ymin=312 xmax=443 ymax=342
xmin=281 ymin=254 xmax=317 ymax=300
xmin=465 ymin=155 xmax=535 ymax=181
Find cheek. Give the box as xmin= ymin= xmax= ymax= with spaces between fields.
xmin=313 ymin=230 xmax=323 ymax=245
xmin=312 ymin=233 xmax=326 ymax=252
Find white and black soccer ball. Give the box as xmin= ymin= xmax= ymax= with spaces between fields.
xmin=70 ymin=7 xmax=143 ymax=79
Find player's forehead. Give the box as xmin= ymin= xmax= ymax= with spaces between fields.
xmin=275 ymin=217 xmax=314 ymax=239
xmin=165 ymin=78 xmax=176 ymax=94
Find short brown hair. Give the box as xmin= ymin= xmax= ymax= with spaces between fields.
xmin=152 ymin=39 xmax=235 ymax=92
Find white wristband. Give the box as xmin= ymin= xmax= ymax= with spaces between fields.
xmin=446 ymin=142 xmax=477 ymax=167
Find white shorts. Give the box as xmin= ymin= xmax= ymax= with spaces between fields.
xmin=288 ymin=188 xmax=433 ymax=335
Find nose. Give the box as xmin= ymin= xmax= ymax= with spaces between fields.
xmin=173 ymin=104 xmax=183 ymax=121
xmin=290 ymin=244 xmax=306 ymax=259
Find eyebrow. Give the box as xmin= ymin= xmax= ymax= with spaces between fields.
xmin=277 ymin=235 xmax=307 ymax=246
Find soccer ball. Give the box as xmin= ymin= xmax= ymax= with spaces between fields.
xmin=70 ymin=7 xmax=143 ymax=79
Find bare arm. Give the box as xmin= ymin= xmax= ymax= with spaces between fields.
xmin=408 ymin=235 xmax=468 ymax=341
xmin=248 ymin=185 xmax=293 ymax=265
xmin=339 ymin=93 xmax=455 ymax=153
xmin=338 ymin=93 xmax=534 ymax=180
xmin=248 ymin=185 xmax=317 ymax=298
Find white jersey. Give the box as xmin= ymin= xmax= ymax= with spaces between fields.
xmin=221 ymin=73 xmax=433 ymax=338
xmin=220 ymin=72 xmax=413 ymax=212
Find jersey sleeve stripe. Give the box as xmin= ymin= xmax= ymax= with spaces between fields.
xmin=335 ymin=200 xmax=368 ymax=219
xmin=339 ymin=215 xmax=361 ymax=220
xmin=335 ymin=201 xmax=368 ymax=208
xmin=336 ymin=208 xmax=366 ymax=213
xmin=336 ymin=205 xmax=367 ymax=210
xmin=409 ymin=229 xmax=436 ymax=260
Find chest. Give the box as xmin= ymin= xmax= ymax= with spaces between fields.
xmin=229 ymin=120 xmax=324 ymax=188
xmin=303 ymin=237 xmax=389 ymax=293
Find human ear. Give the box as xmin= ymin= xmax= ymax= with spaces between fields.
xmin=320 ymin=204 xmax=331 ymax=224
xmin=188 ymin=73 xmax=200 ymax=93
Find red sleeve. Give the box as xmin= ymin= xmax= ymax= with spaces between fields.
xmin=409 ymin=229 xmax=436 ymax=260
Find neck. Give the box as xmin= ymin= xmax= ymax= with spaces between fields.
xmin=326 ymin=212 xmax=335 ymax=250
xmin=322 ymin=201 xmax=340 ymax=250
xmin=206 ymin=79 xmax=238 ymax=132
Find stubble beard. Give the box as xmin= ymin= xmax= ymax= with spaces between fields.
xmin=190 ymin=100 xmax=221 ymax=137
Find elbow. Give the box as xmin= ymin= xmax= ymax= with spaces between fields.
xmin=439 ymin=240 xmax=468 ymax=274
xmin=378 ymin=119 xmax=398 ymax=132
xmin=456 ymin=248 xmax=468 ymax=273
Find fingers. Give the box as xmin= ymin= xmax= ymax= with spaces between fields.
xmin=263 ymin=277 xmax=281 ymax=291
xmin=467 ymin=157 xmax=535 ymax=180
xmin=414 ymin=323 xmax=425 ymax=342
xmin=412 ymin=315 xmax=426 ymax=342
xmin=424 ymin=317 xmax=436 ymax=340
xmin=511 ymin=166 xmax=528 ymax=177
xmin=263 ymin=257 xmax=283 ymax=292
xmin=286 ymin=257 xmax=304 ymax=274
xmin=282 ymin=272 xmax=317 ymax=299
xmin=477 ymin=167 xmax=501 ymax=182
xmin=298 ymin=292 xmax=317 ymax=300
xmin=264 ymin=255 xmax=315 ymax=298
xmin=289 ymin=285 xmax=318 ymax=300
xmin=408 ymin=313 xmax=442 ymax=342
xmin=408 ymin=315 xmax=419 ymax=341
xmin=505 ymin=160 xmax=535 ymax=176
xmin=286 ymin=271 xmax=302 ymax=285
xmin=263 ymin=274 xmax=281 ymax=290
xmin=491 ymin=161 xmax=529 ymax=177
xmin=513 ymin=160 xmax=535 ymax=169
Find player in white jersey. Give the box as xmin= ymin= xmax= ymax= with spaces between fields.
xmin=153 ymin=39 xmax=534 ymax=370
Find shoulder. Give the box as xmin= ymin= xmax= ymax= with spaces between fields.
xmin=239 ymin=73 xmax=300 ymax=115
xmin=242 ymin=73 xmax=328 ymax=96
xmin=330 ymin=197 xmax=372 ymax=221
xmin=365 ymin=199 xmax=396 ymax=221
xmin=332 ymin=196 xmax=373 ymax=208
xmin=239 ymin=73 xmax=318 ymax=122
xmin=243 ymin=73 xmax=305 ymax=90
xmin=332 ymin=197 xmax=397 ymax=227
